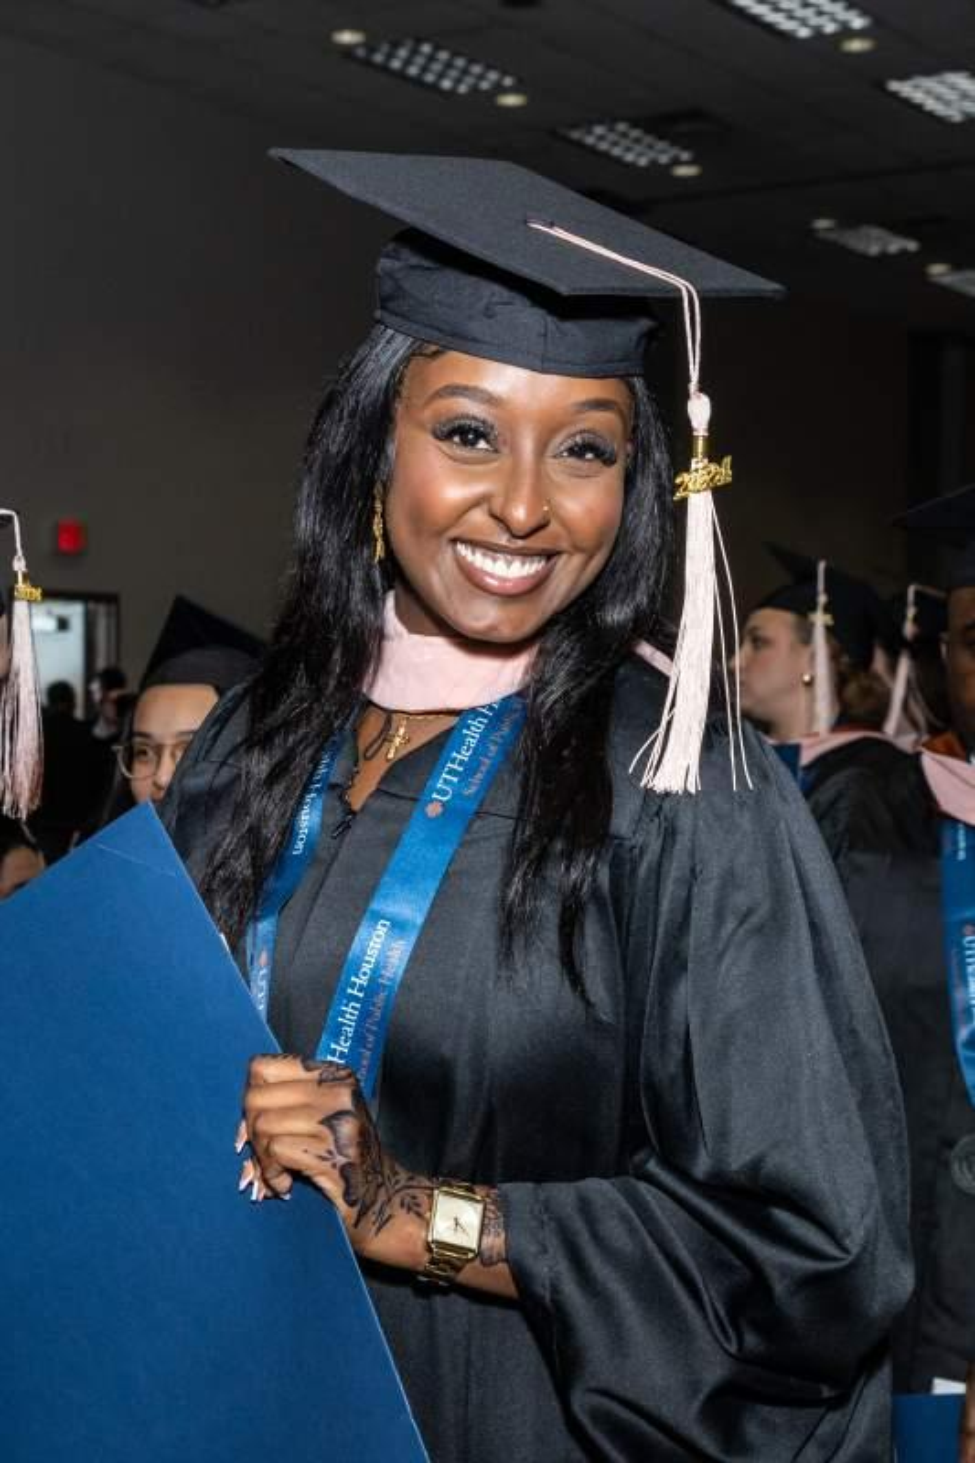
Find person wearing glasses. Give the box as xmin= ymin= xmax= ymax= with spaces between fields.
xmin=105 ymin=645 xmax=258 ymax=818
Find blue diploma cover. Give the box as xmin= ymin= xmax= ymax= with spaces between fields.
xmin=0 ymin=807 xmax=428 ymax=1463
xmin=894 ymin=1395 xmax=964 ymax=1461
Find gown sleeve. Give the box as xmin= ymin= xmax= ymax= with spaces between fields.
xmin=500 ymin=731 xmax=913 ymax=1461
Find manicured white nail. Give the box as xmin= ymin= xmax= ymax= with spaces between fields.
xmin=250 ymin=1180 xmax=259 ymax=1202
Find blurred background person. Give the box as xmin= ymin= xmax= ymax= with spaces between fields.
xmin=734 ymin=550 xmax=927 ymax=861
xmin=100 ymin=598 xmax=262 ymax=825
xmin=31 ymin=678 xmax=102 ymax=861
xmin=88 ymin=665 xmax=128 ymax=742
xmin=0 ymin=816 xmax=45 ymax=898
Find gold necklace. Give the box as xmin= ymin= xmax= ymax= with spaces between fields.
xmin=364 ymin=708 xmax=456 ymax=763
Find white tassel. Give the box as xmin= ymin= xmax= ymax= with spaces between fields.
xmin=0 ymin=511 xmax=44 ymax=819
xmin=883 ymin=584 xmax=915 ymax=739
xmin=642 ymin=489 xmax=716 ymax=793
xmin=525 ymin=222 xmax=741 ymax=794
xmin=811 ymin=559 xmax=835 ymax=736
xmin=629 ymin=390 xmax=739 ymax=794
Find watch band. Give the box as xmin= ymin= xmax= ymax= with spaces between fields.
xmin=418 ymin=1179 xmax=484 ymax=1287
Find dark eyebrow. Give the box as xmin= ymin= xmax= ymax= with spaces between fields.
xmin=423 ymin=383 xmax=503 ymax=408
xmin=423 ymin=383 xmax=629 ymax=425
xmin=571 ymin=397 xmax=629 ymax=425
xmin=131 ymin=729 xmax=199 ymax=741
xmin=958 ymin=620 xmax=975 ymax=637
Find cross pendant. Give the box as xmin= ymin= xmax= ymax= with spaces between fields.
xmin=385 ymin=720 xmax=411 ymax=762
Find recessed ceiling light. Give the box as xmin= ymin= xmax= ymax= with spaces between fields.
xmin=813 ymin=221 xmax=920 ymax=257
xmin=926 ymin=261 xmax=954 ymax=278
xmin=885 ymin=70 xmax=975 ymax=124
xmin=331 ymin=28 xmax=367 ymax=46
xmin=811 ymin=216 xmax=838 ymax=230
xmin=344 ymin=36 xmax=520 ymax=98
xmin=559 ymin=119 xmax=693 ymax=170
xmin=671 ymin=162 xmax=703 ymax=178
xmin=495 ymin=91 xmax=530 ymax=108
xmin=839 ymin=33 xmax=876 ymax=52
xmin=720 ymin=0 xmax=874 ymax=41
xmin=928 ymin=267 xmax=975 ymax=299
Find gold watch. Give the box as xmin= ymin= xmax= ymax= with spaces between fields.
xmin=419 ymin=1179 xmax=485 ymax=1285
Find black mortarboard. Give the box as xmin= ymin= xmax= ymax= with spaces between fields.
xmin=760 ymin=545 xmax=898 ymax=669
xmin=141 ymin=597 xmax=264 ymax=694
xmin=270 ymin=149 xmax=782 ymax=379
xmin=896 ymin=485 xmax=975 ymax=592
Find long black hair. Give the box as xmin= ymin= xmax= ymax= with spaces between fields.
xmin=201 ymin=325 xmax=674 ymax=992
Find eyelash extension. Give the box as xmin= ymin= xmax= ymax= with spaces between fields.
xmin=561 ymin=432 xmax=618 ymax=466
xmin=432 ymin=415 xmax=498 ymax=450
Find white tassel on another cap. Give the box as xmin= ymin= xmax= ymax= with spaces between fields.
xmin=882 ymin=583 xmax=946 ymax=740
xmin=811 ymin=559 xmax=837 ymax=736
xmin=883 ymin=584 xmax=916 ymax=740
xmin=527 ymin=221 xmax=747 ymax=795
xmin=0 ymin=509 xmax=44 ymax=818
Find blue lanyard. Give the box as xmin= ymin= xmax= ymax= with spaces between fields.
xmin=248 ymin=696 xmax=525 ymax=1097
xmin=773 ymin=742 xmax=802 ymax=783
xmin=938 ymin=818 xmax=975 ymax=1109
xmin=247 ymin=741 xmax=342 ymax=1021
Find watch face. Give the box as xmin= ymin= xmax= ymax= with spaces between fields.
xmin=432 ymin=1191 xmax=483 ymax=1250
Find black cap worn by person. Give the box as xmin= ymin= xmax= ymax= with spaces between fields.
xmin=760 ymin=545 xmax=900 ymax=670
xmin=271 ymin=149 xmax=783 ymax=793
xmin=140 ymin=596 xmax=265 ymax=696
xmin=272 ymin=150 xmax=780 ymax=378
xmin=897 ymin=484 xmax=975 ymax=593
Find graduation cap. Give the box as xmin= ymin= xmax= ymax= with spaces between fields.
xmin=0 ymin=510 xmax=43 ymax=818
xmin=761 ymin=545 xmax=900 ymax=666
xmin=896 ymin=484 xmax=975 ymax=593
xmin=141 ymin=596 xmax=265 ymax=694
xmin=272 ymin=149 xmax=784 ymax=793
xmin=759 ymin=545 xmax=900 ymax=735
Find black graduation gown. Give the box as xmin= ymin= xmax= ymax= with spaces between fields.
xmin=803 ymin=739 xmax=975 ymax=1390
xmin=162 ymin=660 xmax=911 ymax=1462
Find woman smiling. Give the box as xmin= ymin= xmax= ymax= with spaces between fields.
xmin=162 ymin=153 xmax=911 ymax=1462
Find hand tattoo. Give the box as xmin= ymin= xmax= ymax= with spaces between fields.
xmin=478 ymin=1188 xmax=506 ymax=1268
xmin=312 ymin=1083 xmax=432 ymax=1237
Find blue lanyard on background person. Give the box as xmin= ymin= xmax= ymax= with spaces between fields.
xmin=247 ymin=695 xmax=526 ymax=1097
xmin=247 ymin=739 xmax=343 ymax=1020
xmin=772 ymin=742 xmax=801 ymax=783
xmin=938 ymin=817 xmax=975 ymax=1109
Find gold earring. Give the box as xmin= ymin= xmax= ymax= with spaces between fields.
xmin=801 ymin=671 xmax=814 ymax=686
xmin=372 ymin=488 xmax=386 ymax=564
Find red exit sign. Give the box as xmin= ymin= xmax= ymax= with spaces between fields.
xmin=55 ymin=519 xmax=87 ymax=555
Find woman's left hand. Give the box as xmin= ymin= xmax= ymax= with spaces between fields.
xmin=239 ymin=1054 xmax=432 ymax=1271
